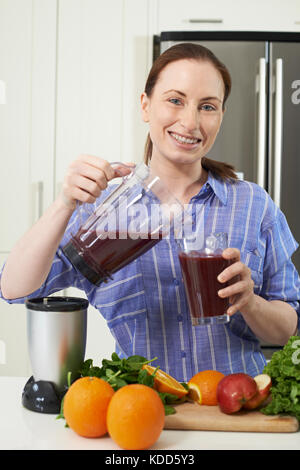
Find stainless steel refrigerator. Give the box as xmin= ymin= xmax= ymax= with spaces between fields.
xmin=156 ymin=31 xmax=300 ymax=277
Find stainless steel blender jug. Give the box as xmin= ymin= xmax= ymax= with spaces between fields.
xmin=22 ymin=296 xmax=88 ymax=414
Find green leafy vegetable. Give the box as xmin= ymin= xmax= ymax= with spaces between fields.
xmin=260 ymin=335 xmax=300 ymax=422
xmin=57 ymin=354 xmax=188 ymax=420
xmin=79 ymin=353 xmax=188 ymax=415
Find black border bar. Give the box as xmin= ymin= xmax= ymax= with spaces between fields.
xmin=159 ymin=30 xmax=300 ymax=43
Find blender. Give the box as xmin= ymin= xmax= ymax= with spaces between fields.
xmin=22 ymin=296 xmax=88 ymax=414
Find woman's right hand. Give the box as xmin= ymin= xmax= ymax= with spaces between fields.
xmin=58 ymin=154 xmax=135 ymax=210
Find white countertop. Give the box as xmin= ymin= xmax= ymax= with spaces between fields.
xmin=1 ymin=376 xmax=299 ymax=451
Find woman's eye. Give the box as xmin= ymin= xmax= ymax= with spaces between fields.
xmin=201 ymin=104 xmax=215 ymax=111
xmin=169 ymin=98 xmax=182 ymax=105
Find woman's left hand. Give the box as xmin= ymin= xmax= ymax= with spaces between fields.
xmin=217 ymin=248 xmax=256 ymax=316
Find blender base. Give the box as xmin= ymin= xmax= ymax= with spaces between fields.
xmin=22 ymin=376 xmax=65 ymax=414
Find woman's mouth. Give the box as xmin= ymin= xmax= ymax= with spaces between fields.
xmin=168 ymin=131 xmax=202 ymax=147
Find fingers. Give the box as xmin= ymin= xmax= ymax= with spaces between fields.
xmin=112 ymin=162 xmax=135 ymax=178
xmin=77 ymin=154 xmax=116 ymax=180
xmin=61 ymin=155 xmax=134 ymax=208
xmin=218 ymin=248 xmax=255 ymax=316
xmin=221 ymin=247 xmax=240 ymax=261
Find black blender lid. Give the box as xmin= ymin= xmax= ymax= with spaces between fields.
xmin=25 ymin=296 xmax=89 ymax=312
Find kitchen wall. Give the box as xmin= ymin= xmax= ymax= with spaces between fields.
xmin=0 ymin=0 xmax=299 ymax=376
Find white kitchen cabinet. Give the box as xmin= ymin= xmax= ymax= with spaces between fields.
xmin=55 ymin=0 xmax=150 ymax=192
xmin=0 ymin=0 xmax=33 ymax=252
xmin=154 ymin=0 xmax=300 ymax=33
xmin=55 ymin=0 xmax=124 ymax=188
xmin=0 ymin=255 xmax=31 ymax=377
xmin=0 ymin=0 xmax=57 ymax=250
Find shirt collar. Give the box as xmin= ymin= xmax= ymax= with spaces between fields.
xmin=193 ymin=171 xmax=228 ymax=206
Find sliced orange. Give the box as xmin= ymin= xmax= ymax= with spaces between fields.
xmin=188 ymin=370 xmax=225 ymax=406
xmin=142 ymin=365 xmax=188 ymax=399
xmin=187 ymin=382 xmax=202 ymax=404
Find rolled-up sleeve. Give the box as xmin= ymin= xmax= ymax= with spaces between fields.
xmin=260 ymin=207 xmax=300 ymax=325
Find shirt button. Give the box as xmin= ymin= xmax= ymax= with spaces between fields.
xmin=173 ymin=278 xmax=180 ymax=286
xmin=177 ymin=314 xmax=183 ymax=322
xmin=181 ymin=351 xmax=186 ymax=358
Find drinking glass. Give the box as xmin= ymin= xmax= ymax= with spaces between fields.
xmin=178 ymin=233 xmax=234 ymax=326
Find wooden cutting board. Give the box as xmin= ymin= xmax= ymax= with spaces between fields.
xmin=164 ymin=402 xmax=299 ymax=433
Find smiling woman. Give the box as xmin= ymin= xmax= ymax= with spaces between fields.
xmin=0 ymin=42 xmax=299 ymax=384
xmin=142 ymin=42 xmax=237 ymax=182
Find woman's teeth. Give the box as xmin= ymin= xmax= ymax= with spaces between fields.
xmin=170 ymin=132 xmax=200 ymax=144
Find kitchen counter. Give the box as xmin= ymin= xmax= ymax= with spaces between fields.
xmin=1 ymin=376 xmax=299 ymax=451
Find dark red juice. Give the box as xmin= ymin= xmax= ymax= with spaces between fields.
xmin=179 ymin=252 xmax=233 ymax=320
xmin=66 ymin=229 xmax=163 ymax=284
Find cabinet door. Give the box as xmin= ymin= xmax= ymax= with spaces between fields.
xmin=30 ymin=0 xmax=57 ymax=212
xmin=55 ymin=0 xmax=124 ymax=189
xmin=156 ymin=0 xmax=300 ymax=32
xmin=0 ymin=255 xmax=31 ymax=377
xmin=0 ymin=0 xmax=57 ymax=250
xmin=121 ymin=0 xmax=150 ymax=163
xmin=0 ymin=0 xmax=32 ymax=251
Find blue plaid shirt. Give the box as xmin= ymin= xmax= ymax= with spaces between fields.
xmin=1 ymin=172 xmax=300 ymax=382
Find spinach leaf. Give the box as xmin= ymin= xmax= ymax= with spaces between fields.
xmin=61 ymin=353 xmax=189 ymax=419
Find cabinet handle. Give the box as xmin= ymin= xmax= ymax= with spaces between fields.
xmin=37 ymin=181 xmax=44 ymax=219
xmin=30 ymin=182 xmax=44 ymax=224
xmin=0 ymin=80 xmax=6 ymax=104
xmin=273 ymin=58 xmax=283 ymax=208
xmin=256 ymin=58 xmax=267 ymax=189
xmin=0 ymin=340 xmax=6 ymax=365
xmin=187 ymin=18 xmax=223 ymax=23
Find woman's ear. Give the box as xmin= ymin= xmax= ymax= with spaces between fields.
xmin=141 ymin=92 xmax=150 ymax=122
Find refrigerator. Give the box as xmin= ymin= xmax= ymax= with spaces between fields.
xmin=156 ymin=30 xmax=300 ymax=274
xmin=156 ymin=31 xmax=300 ymax=354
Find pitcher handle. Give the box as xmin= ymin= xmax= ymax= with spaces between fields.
xmin=110 ymin=161 xmax=136 ymax=178
xmin=75 ymin=161 xmax=136 ymax=226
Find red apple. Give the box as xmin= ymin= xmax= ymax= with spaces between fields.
xmin=243 ymin=373 xmax=272 ymax=410
xmin=217 ymin=373 xmax=258 ymax=414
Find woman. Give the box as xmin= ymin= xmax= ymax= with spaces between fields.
xmin=1 ymin=43 xmax=299 ymax=381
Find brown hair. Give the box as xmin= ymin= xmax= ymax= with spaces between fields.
xmin=143 ymin=42 xmax=237 ymax=180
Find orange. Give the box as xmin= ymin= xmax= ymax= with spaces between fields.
xmin=188 ymin=370 xmax=225 ymax=406
xmin=142 ymin=365 xmax=188 ymax=399
xmin=106 ymin=384 xmax=165 ymax=450
xmin=63 ymin=376 xmax=115 ymax=437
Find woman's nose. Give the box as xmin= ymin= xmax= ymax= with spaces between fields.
xmin=180 ymin=106 xmax=199 ymax=132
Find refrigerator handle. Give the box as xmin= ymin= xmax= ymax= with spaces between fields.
xmin=273 ymin=58 xmax=283 ymax=208
xmin=256 ymin=58 xmax=267 ymax=189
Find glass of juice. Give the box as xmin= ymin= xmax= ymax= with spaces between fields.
xmin=178 ymin=233 xmax=234 ymax=326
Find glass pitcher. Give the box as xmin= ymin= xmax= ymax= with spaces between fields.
xmin=63 ymin=162 xmax=184 ymax=285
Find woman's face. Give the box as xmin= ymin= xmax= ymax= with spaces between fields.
xmin=141 ymin=59 xmax=225 ymax=166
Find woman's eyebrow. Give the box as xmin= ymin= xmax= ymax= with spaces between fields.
xmin=163 ymin=89 xmax=222 ymax=103
xmin=201 ymin=96 xmax=222 ymax=103
xmin=163 ymin=89 xmax=186 ymax=96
